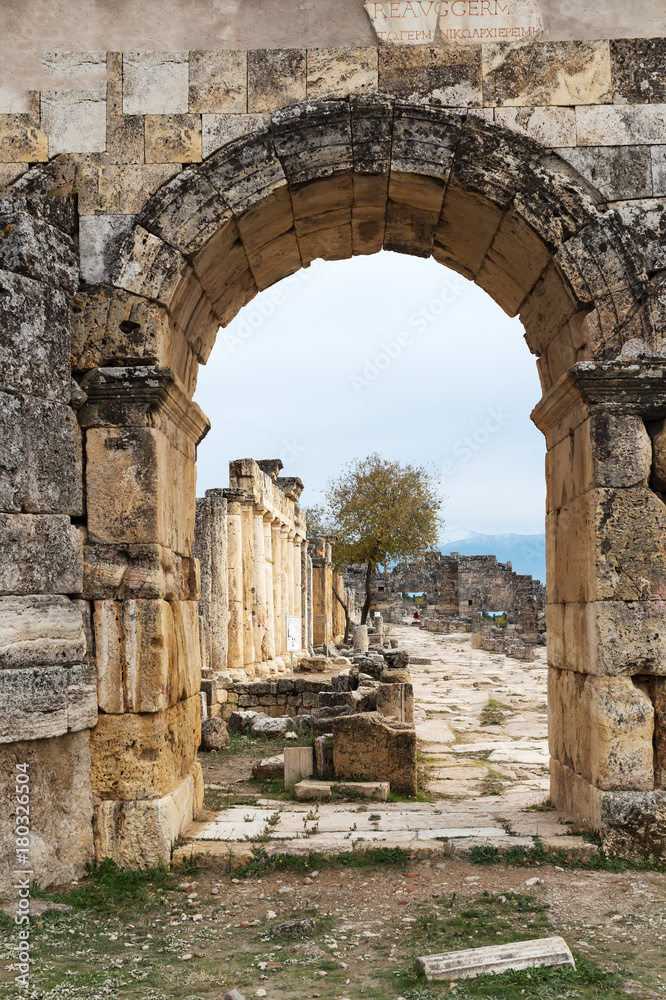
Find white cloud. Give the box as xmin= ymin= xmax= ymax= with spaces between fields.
xmin=194 ymin=250 xmax=546 ymax=536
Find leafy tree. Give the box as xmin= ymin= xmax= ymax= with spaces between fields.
xmin=305 ymin=453 xmax=444 ymax=625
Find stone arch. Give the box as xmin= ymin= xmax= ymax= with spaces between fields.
xmin=3 ymin=95 xmax=666 ymax=877
xmin=96 ymin=97 xmax=656 ymax=390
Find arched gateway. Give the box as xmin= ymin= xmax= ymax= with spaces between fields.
xmin=1 ymin=42 xmax=666 ymax=888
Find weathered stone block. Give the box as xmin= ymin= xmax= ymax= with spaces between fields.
xmin=494 ymin=107 xmax=576 ymax=148
xmin=0 ymin=730 xmax=93 ymax=894
xmin=652 ymin=677 xmax=666 ymax=789
xmin=545 ymin=413 xmax=651 ymax=512
xmin=95 ymin=598 xmax=201 ymax=713
xmin=600 ymin=790 xmax=666 ymax=860
xmin=94 ymin=765 xmax=201 ymax=868
xmin=0 ymin=514 xmax=82 ymax=595
xmin=189 ymin=50 xmax=247 ymax=113
xmin=85 ymin=424 xmax=196 ymax=556
xmin=90 ymin=694 xmax=200 ymax=800
xmin=332 ymin=711 xmax=417 ymax=796
xmin=0 ymin=595 xmax=85 ymax=669
xmin=378 ymin=46 xmax=481 ymax=107
xmin=84 ymin=543 xmax=198 ymax=602
xmin=611 ymin=38 xmax=666 ymax=105
xmin=123 ymin=51 xmax=189 ymax=115
xmin=548 ymin=487 xmax=666 ymax=604
xmin=482 ymin=41 xmax=611 ymax=107
xmin=145 ymin=115 xmax=202 ymax=164
xmin=70 ymin=285 xmax=174 ymax=372
xmin=0 ymin=663 xmax=97 ymax=741
xmin=376 ymin=682 xmax=414 ymax=724
xmin=77 ymin=162 xmax=182 ymax=216
xmin=548 ymin=667 xmax=654 ymax=791
xmin=0 ymin=114 xmax=48 ymax=162
xmin=201 ymin=112 xmax=271 ymax=159
xmin=248 ymin=49 xmax=306 ymax=113
xmin=553 ymin=146 xmax=653 ymax=202
xmin=576 ymin=105 xmax=666 ymax=147
xmin=271 ymin=100 xmax=353 ymax=188
xmin=78 ymin=215 xmax=136 ymax=285
xmin=41 ymin=88 xmax=106 ymax=156
xmin=0 ymin=391 xmax=82 ymax=514
xmin=0 ymin=211 xmax=78 ymax=292
xmin=307 ymin=48 xmax=378 ymax=100
xmin=550 ymin=598 xmax=666 ymax=677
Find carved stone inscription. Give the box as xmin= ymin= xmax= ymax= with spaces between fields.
xmin=364 ymin=1 xmax=543 ymax=44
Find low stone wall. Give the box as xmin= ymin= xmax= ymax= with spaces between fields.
xmin=202 ymin=678 xmax=333 ymax=720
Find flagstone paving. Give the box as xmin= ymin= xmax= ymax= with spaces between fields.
xmin=184 ymin=623 xmax=591 ymax=858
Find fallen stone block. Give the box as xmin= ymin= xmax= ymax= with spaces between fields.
xmin=415 ymin=936 xmax=575 ymax=981
xmin=200 ymin=717 xmax=228 ymax=751
xmin=251 ymin=716 xmax=296 ymax=738
xmin=252 ymin=754 xmax=284 ymax=779
xmin=383 ymin=647 xmax=409 ymax=669
xmin=294 ymin=778 xmax=390 ymax=801
xmin=298 ymin=655 xmax=330 ymax=672
xmin=227 ymin=710 xmax=267 ymax=732
xmin=333 ymin=711 xmax=417 ymax=796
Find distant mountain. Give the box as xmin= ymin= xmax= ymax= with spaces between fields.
xmin=440 ymin=532 xmax=546 ymax=583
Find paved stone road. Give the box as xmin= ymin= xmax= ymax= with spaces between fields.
xmin=186 ymin=624 xmax=590 ymax=857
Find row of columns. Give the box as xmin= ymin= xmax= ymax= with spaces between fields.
xmin=195 ymin=460 xmax=311 ymax=680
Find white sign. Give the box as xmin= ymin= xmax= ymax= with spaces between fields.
xmin=286 ymin=615 xmax=301 ymax=652
xmin=364 ymin=1 xmax=543 ymax=44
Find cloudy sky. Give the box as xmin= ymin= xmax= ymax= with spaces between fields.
xmin=194 ymin=250 xmax=546 ymax=541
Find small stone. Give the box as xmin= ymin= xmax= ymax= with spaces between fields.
xmin=179 ymin=953 xmax=193 ymax=961
xmin=266 ymin=961 xmax=283 ymax=970
xmin=223 ymin=991 xmax=246 ymax=1000
xmin=272 ymin=917 xmax=316 ymax=937
xmin=525 ymin=877 xmax=544 ymax=886
xmin=278 ymin=885 xmax=294 ymax=894
xmin=267 ymin=910 xmax=277 ymax=918
xmin=255 ymin=990 xmax=267 ymax=998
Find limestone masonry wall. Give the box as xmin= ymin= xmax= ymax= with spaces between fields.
xmin=2 ymin=30 xmax=666 ymax=882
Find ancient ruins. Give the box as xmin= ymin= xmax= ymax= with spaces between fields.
xmin=2 ymin=0 xmax=666 ymax=894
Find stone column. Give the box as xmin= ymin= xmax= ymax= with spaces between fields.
xmin=280 ymin=526 xmax=290 ymax=651
xmin=307 ymin=549 xmax=314 ymax=652
xmin=193 ymin=489 xmax=228 ymax=674
xmin=532 ymin=362 xmax=666 ymax=859
xmin=293 ymin=535 xmax=303 ymax=645
xmin=287 ymin=530 xmax=296 ymax=619
xmin=271 ymin=520 xmax=283 ymax=658
xmin=252 ymin=506 xmax=268 ymax=672
xmin=240 ymin=496 xmax=256 ymax=676
xmin=263 ymin=513 xmax=276 ymax=662
xmin=226 ymin=494 xmax=244 ymax=674
xmin=301 ymin=541 xmax=309 ymax=651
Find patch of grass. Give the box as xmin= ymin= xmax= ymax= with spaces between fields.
xmin=467 ymin=841 xmax=666 ymax=873
xmin=45 ymin=857 xmax=174 ymax=913
xmin=522 ymin=797 xmax=554 ymax=812
xmin=392 ymin=890 xmax=629 ymax=1000
xmin=480 ymin=697 xmax=513 ymax=726
xmin=230 ymin=844 xmax=411 ymax=878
